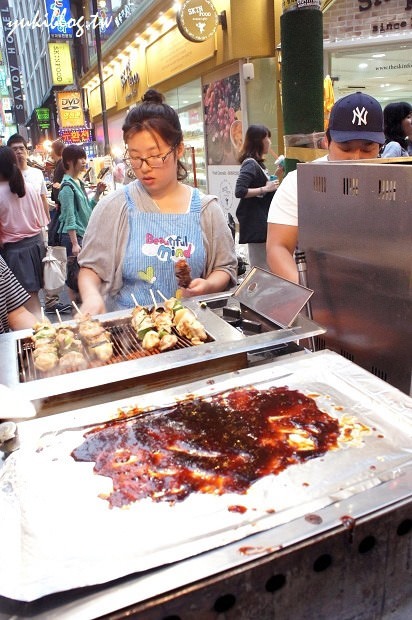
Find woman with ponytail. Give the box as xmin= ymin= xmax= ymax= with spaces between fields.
xmin=0 ymin=146 xmax=49 ymax=316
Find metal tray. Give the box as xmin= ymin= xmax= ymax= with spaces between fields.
xmin=1 ymin=350 xmax=411 ymax=603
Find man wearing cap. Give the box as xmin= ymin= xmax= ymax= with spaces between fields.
xmin=266 ymin=92 xmax=385 ymax=282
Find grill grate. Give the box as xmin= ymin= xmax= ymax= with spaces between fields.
xmin=17 ymin=317 xmax=212 ymax=383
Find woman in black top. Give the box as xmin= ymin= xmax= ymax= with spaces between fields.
xmin=235 ymin=125 xmax=278 ymax=270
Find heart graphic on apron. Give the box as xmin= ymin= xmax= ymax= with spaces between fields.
xmin=138 ymin=266 xmax=156 ymax=284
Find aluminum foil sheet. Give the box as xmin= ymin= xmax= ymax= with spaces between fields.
xmin=0 ymin=350 xmax=411 ymax=602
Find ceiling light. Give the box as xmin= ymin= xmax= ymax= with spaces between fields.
xmin=371 ymin=53 xmax=385 ymax=58
xmin=358 ymin=63 xmax=368 ymax=69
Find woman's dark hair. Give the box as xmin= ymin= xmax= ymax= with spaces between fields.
xmin=62 ymin=145 xmax=87 ymax=170
xmin=238 ymin=124 xmax=271 ymax=164
xmin=383 ymin=102 xmax=412 ymax=149
xmin=0 ymin=146 xmax=25 ymax=197
xmin=51 ymin=139 xmax=65 ymax=157
xmin=122 ymin=89 xmax=187 ymax=181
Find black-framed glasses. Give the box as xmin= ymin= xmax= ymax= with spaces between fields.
xmin=123 ymin=145 xmax=176 ymax=169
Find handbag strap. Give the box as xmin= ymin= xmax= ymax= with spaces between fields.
xmin=241 ymin=157 xmax=269 ymax=183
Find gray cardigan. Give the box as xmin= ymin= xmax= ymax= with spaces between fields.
xmin=78 ymin=181 xmax=237 ymax=303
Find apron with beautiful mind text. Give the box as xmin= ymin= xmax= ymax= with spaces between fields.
xmin=114 ymin=186 xmax=206 ymax=308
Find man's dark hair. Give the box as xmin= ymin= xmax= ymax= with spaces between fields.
xmin=62 ymin=144 xmax=87 ymax=170
xmin=6 ymin=133 xmax=28 ymax=149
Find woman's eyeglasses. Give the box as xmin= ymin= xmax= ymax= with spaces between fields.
xmin=124 ymin=145 xmax=176 ymax=169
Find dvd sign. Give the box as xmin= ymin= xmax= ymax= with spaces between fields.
xmin=56 ymin=90 xmax=85 ymax=128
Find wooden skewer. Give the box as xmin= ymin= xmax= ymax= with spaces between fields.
xmin=156 ymin=289 xmax=168 ymax=302
xmin=55 ymin=309 xmax=63 ymax=324
xmin=131 ymin=293 xmax=139 ymax=307
xmin=149 ymin=288 xmax=157 ymax=309
xmin=72 ymin=301 xmax=82 ymax=316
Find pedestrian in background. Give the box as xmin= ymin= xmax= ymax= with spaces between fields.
xmin=235 ymin=124 xmax=279 ymax=270
xmin=7 ymin=134 xmax=49 ymax=219
xmin=380 ymin=102 xmax=412 ymax=158
xmin=0 ymin=146 xmax=48 ymax=316
xmin=58 ymin=145 xmax=106 ymax=302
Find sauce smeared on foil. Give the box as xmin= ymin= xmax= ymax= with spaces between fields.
xmin=71 ymin=386 xmax=341 ymax=508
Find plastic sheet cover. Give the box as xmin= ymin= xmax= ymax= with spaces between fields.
xmin=0 ymin=351 xmax=411 ymax=601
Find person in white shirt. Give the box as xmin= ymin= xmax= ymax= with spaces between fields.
xmin=7 ymin=134 xmax=49 ymax=219
xmin=266 ymin=92 xmax=385 ymax=282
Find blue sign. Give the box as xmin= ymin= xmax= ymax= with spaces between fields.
xmin=46 ymin=0 xmax=73 ymax=39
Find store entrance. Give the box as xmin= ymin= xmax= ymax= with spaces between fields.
xmin=165 ymin=79 xmax=207 ymax=192
xmin=330 ymin=42 xmax=412 ymax=106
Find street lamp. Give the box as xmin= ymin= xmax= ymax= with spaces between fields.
xmin=91 ymin=0 xmax=110 ymax=155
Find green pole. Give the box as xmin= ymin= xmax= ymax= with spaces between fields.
xmin=281 ymin=7 xmax=324 ymax=173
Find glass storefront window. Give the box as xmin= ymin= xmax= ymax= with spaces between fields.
xmin=330 ymin=43 xmax=412 ymax=106
xmin=164 ymin=80 xmax=207 ymax=192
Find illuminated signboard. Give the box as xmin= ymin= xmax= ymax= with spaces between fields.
xmin=35 ymin=107 xmax=51 ymax=129
xmin=46 ymin=0 xmax=73 ymax=39
xmin=59 ymin=128 xmax=92 ymax=143
xmin=48 ymin=42 xmax=74 ymax=85
xmin=56 ymin=90 xmax=85 ymax=128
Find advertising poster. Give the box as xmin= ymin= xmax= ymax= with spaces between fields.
xmin=203 ymin=73 xmax=242 ymax=218
xmin=56 ymin=91 xmax=85 ymax=128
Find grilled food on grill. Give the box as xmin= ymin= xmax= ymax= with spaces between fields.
xmin=163 ymin=298 xmax=207 ymax=346
xmin=77 ymin=314 xmax=114 ymax=362
xmin=32 ymin=320 xmax=59 ymax=371
xmin=175 ymin=259 xmax=192 ymax=288
xmin=59 ymin=350 xmax=88 ymax=371
xmin=130 ymin=304 xmax=178 ymax=352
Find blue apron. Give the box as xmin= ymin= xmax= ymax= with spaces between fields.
xmin=114 ymin=186 xmax=206 ymax=308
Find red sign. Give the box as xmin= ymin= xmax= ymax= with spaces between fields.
xmin=59 ymin=128 xmax=92 ymax=143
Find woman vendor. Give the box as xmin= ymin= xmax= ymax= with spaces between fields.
xmin=78 ymin=89 xmax=237 ymax=314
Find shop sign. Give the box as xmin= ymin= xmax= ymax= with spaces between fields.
xmin=59 ymin=128 xmax=92 ymax=143
xmin=56 ymin=90 xmax=85 ymax=128
xmin=0 ymin=0 xmax=25 ymax=126
xmin=120 ymin=60 xmax=140 ymax=101
xmin=46 ymin=0 xmax=73 ymax=39
xmin=146 ymin=25 xmax=215 ymax=86
xmin=35 ymin=107 xmax=50 ymax=129
xmin=48 ymin=42 xmax=74 ymax=85
xmin=358 ymin=0 xmax=412 ymax=10
xmin=176 ymin=0 xmax=219 ymax=42
xmin=283 ymin=0 xmax=321 ymax=10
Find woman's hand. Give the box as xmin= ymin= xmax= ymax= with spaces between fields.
xmin=71 ymin=241 xmax=82 ymax=256
xmin=181 ymin=270 xmax=231 ymax=298
xmin=95 ymin=181 xmax=107 ymax=196
xmin=264 ymin=179 xmax=279 ymax=193
xmin=180 ymin=278 xmax=208 ymax=298
xmin=78 ymin=293 xmax=106 ymax=317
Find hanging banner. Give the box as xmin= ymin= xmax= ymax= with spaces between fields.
xmin=46 ymin=0 xmax=73 ymax=39
xmin=0 ymin=0 xmax=26 ymax=125
xmin=35 ymin=107 xmax=51 ymax=129
xmin=48 ymin=42 xmax=74 ymax=85
xmin=56 ymin=91 xmax=85 ymax=128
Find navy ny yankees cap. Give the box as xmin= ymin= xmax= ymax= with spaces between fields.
xmin=329 ymin=92 xmax=385 ymax=144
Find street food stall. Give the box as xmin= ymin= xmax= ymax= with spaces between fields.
xmin=0 ymin=265 xmax=411 ymax=618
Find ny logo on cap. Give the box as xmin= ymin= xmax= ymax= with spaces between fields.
xmin=352 ymin=106 xmax=368 ymax=126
